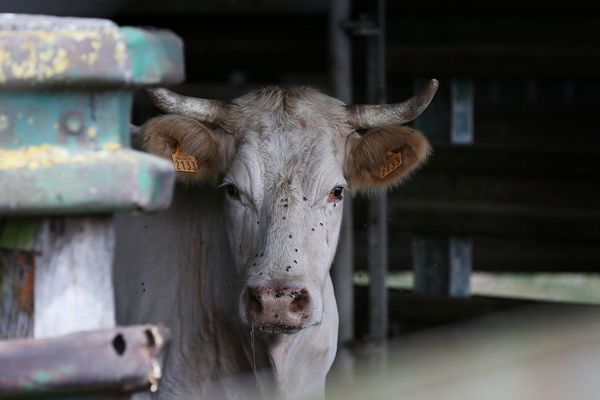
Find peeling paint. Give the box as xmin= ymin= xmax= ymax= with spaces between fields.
xmin=104 ymin=142 xmax=121 ymax=151
xmin=0 ymin=15 xmax=180 ymax=214
xmin=0 ymin=143 xmax=133 ymax=170
xmin=115 ymin=40 xmax=128 ymax=69
xmin=0 ymin=114 xmax=9 ymax=131
xmin=87 ymin=126 xmax=97 ymax=138
xmin=0 ymin=28 xmax=128 ymax=83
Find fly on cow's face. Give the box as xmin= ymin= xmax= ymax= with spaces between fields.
xmin=125 ymin=79 xmax=437 ymax=400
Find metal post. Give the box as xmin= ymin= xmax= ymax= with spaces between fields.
xmin=0 ymin=325 xmax=168 ymax=398
xmin=330 ymin=0 xmax=355 ymax=347
xmin=328 ymin=0 xmax=356 ymax=387
xmin=330 ymin=0 xmax=353 ymax=104
xmin=366 ymin=0 xmax=388 ymax=343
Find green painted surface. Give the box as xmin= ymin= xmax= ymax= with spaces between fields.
xmin=32 ymin=370 xmax=52 ymax=384
xmin=122 ymin=27 xmax=185 ymax=85
xmin=0 ymin=149 xmax=175 ymax=215
xmin=0 ymin=90 xmax=131 ymax=150
xmin=0 ymin=218 xmax=40 ymax=251
xmin=0 ymin=15 xmax=185 ymax=87
xmin=0 ymin=14 xmax=183 ymax=214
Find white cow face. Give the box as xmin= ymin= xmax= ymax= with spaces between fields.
xmin=140 ymin=82 xmax=437 ymax=335
xmin=221 ymin=90 xmax=350 ymax=332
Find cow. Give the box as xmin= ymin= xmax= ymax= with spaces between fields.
xmin=113 ymin=79 xmax=438 ymax=400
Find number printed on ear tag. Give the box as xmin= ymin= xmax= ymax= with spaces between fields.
xmin=171 ymin=146 xmax=199 ymax=173
xmin=378 ymin=151 xmax=403 ymax=179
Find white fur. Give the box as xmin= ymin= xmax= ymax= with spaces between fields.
xmin=115 ymin=87 xmax=355 ymax=400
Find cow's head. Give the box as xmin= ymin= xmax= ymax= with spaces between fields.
xmin=139 ymin=80 xmax=437 ymax=335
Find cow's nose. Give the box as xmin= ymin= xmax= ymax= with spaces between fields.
xmin=243 ymin=286 xmax=311 ymax=332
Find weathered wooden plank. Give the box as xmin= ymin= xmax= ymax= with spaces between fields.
xmin=0 ymin=219 xmax=39 ymax=340
xmin=1 ymin=218 xmax=118 ymax=339
xmin=34 ymin=217 xmax=116 ymax=339
xmin=0 ymin=251 xmax=34 ymax=340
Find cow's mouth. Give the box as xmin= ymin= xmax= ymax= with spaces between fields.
xmin=255 ymin=324 xmax=302 ymax=335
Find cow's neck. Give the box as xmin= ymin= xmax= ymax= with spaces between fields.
xmin=115 ymin=184 xmax=273 ymax=398
xmin=262 ymin=274 xmax=339 ymax=400
xmin=114 ymin=184 xmax=337 ymax=399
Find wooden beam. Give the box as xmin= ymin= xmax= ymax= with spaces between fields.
xmin=354 ymin=287 xmax=531 ymax=329
xmin=412 ymin=236 xmax=471 ymax=297
xmin=34 ymin=217 xmax=116 ymax=339
xmin=0 ymin=219 xmax=37 ymax=340
xmin=356 ymin=232 xmax=600 ymax=273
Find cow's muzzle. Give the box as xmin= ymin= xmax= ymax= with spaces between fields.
xmin=243 ymin=286 xmax=312 ymax=334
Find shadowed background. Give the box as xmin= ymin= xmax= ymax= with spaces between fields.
xmin=2 ymin=1 xmax=599 ymax=397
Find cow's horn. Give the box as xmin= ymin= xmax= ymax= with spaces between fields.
xmin=146 ymin=88 xmax=228 ymax=125
xmin=346 ymin=79 xmax=439 ymax=129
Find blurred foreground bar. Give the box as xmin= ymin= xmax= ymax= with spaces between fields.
xmin=0 ymin=325 xmax=167 ymax=399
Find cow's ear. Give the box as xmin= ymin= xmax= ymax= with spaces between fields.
xmin=140 ymin=115 xmax=235 ymax=183
xmin=345 ymin=126 xmax=431 ymax=192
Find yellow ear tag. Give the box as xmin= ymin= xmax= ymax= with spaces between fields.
xmin=378 ymin=150 xmax=403 ymax=179
xmin=171 ymin=145 xmax=199 ymax=173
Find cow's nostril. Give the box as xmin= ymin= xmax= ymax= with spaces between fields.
xmin=245 ymin=287 xmax=263 ymax=314
xmin=244 ymin=286 xmax=312 ymax=329
xmin=289 ymin=289 xmax=310 ymax=313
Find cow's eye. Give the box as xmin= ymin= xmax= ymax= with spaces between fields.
xmin=224 ymin=184 xmax=240 ymax=200
xmin=328 ymin=186 xmax=344 ymax=203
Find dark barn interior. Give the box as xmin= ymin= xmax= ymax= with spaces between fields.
xmin=1 ymin=0 xmax=600 ymax=397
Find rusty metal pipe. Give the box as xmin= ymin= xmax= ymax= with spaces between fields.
xmin=0 ymin=325 xmax=168 ymax=399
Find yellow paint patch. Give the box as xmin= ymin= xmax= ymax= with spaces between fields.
xmin=114 ymin=41 xmax=128 ymax=68
xmin=0 ymin=144 xmax=134 ymax=170
xmin=0 ymin=114 xmax=9 ymax=131
xmin=0 ymin=28 xmax=125 ymax=82
xmin=104 ymin=142 xmax=121 ymax=150
xmin=87 ymin=126 xmax=97 ymax=138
